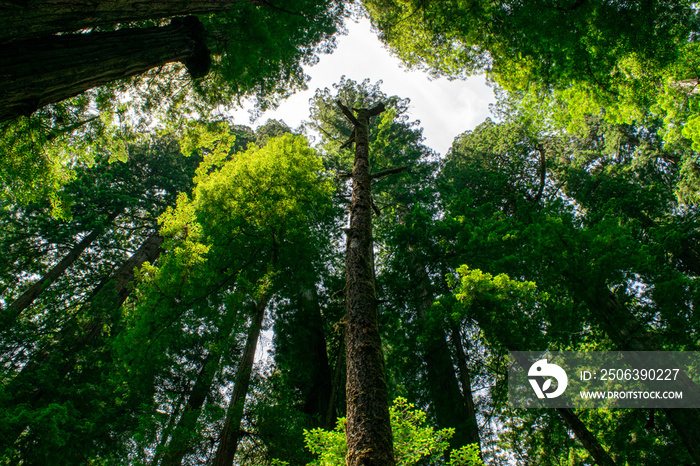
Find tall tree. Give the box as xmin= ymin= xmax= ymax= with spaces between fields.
xmin=212 ymin=292 xmax=271 ymax=466
xmin=337 ymin=100 xmax=396 ymax=466
xmin=1 ymin=0 xmax=241 ymax=41
xmin=436 ymin=112 xmax=700 ymax=464
xmin=1 ymin=1 xmax=344 ymax=122
xmin=116 ymin=131 xmax=334 ymax=465
xmin=0 ymin=0 xmax=345 ymax=207
xmin=0 ymin=16 xmax=210 ymax=123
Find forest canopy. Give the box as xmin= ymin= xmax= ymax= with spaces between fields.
xmin=2 ymin=1 xmax=700 ymax=465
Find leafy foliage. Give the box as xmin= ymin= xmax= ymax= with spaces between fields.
xmin=302 ymin=397 xmax=483 ymax=466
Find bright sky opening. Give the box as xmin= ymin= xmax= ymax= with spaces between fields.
xmin=233 ymin=17 xmax=496 ymax=156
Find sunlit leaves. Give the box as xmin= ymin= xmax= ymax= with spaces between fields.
xmin=303 ymin=397 xmax=483 ymax=466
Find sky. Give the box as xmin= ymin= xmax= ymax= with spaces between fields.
xmin=232 ymin=17 xmax=496 ymax=157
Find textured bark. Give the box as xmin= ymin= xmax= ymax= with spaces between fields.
xmin=510 ymin=352 xmax=617 ymax=466
xmin=212 ymin=294 xmax=269 ymax=466
xmin=0 ymin=16 xmax=210 ymax=122
xmin=159 ymin=304 xmax=240 ymax=466
xmin=557 ymin=408 xmax=617 ymax=466
xmin=0 ymin=233 xmax=164 ymax=447
xmin=1 ymin=0 xmax=244 ymax=42
xmin=285 ymin=286 xmax=334 ymax=426
xmin=569 ymin=276 xmax=700 ymax=464
xmin=448 ymin=324 xmax=481 ymax=447
xmin=159 ymin=353 xmax=216 ymax=466
xmin=408 ymin=247 xmax=479 ymax=450
xmin=301 ymin=289 xmax=334 ymax=428
xmin=3 ymin=211 xmax=119 ymax=323
xmin=338 ymin=101 xmax=395 ymax=466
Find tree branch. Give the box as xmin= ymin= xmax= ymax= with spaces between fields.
xmin=367 ymin=102 xmax=386 ymax=116
xmin=340 ymin=128 xmax=356 ymax=149
xmin=371 ymin=166 xmax=409 ymax=179
xmin=336 ymin=100 xmax=359 ymax=127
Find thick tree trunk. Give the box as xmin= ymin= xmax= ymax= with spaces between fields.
xmin=448 ymin=324 xmax=481 ymax=447
xmin=159 ymin=353 xmax=216 ymax=466
xmin=338 ymin=101 xmax=395 ymax=466
xmin=0 ymin=233 xmax=164 ymax=447
xmin=0 ymin=16 xmax=210 ymax=123
xmin=159 ymin=306 xmax=240 ymax=466
xmin=3 ymin=210 xmax=120 ymax=323
xmin=279 ymin=286 xmax=334 ymax=426
xmin=212 ymin=294 xmax=269 ymax=466
xmin=409 ymin=248 xmax=479 ymax=450
xmin=569 ymin=276 xmax=700 ymax=464
xmin=509 ymin=352 xmax=617 ymax=466
xmin=326 ymin=336 xmax=345 ymax=429
xmin=556 ymin=408 xmax=617 ymax=466
xmin=1 ymin=0 xmax=243 ymax=42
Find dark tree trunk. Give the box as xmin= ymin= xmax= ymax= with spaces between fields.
xmin=299 ymin=287 xmax=334 ymax=426
xmin=0 ymin=233 xmax=164 ymax=447
xmin=0 ymin=16 xmax=210 ymax=123
xmin=448 ymin=324 xmax=481 ymax=447
xmin=326 ymin=336 xmax=345 ymax=429
xmin=3 ymin=210 xmax=120 ymax=323
xmin=277 ymin=286 xmax=334 ymax=427
xmin=212 ymin=294 xmax=269 ymax=466
xmin=409 ymin=248 xmax=479 ymax=450
xmin=569 ymin=276 xmax=700 ymax=464
xmin=509 ymin=352 xmax=617 ymax=466
xmin=0 ymin=0 xmax=243 ymax=42
xmin=159 ymin=352 xmax=216 ymax=466
xmin=159 ymin=305 xmax=240 ymax=466
xmin=338 ymin=101 xmax=395 ymax=466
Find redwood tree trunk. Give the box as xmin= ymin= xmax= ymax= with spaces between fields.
xmin=409 ymin=248 xmax=479 ymax=450
xmin=448 ymin=324 xmax=481 ymax=447
xmin=3 ymin=210 xmax=120 ymax=323
xmin=275 ymin=286 xmax=334 ymax=427
xmin=0 ymin=233 xmax=164 ymax=447
xmin=1 ymin=0 xmax=243 ymax=42
xmin=212 ymin=294 xmax=269 ymax=466
xmin=0 ymin=16 xmax=210 ymax=122
xmin=159 ymin=305 xmax=240 ymax=466
xmin=338 ymin=101 xmax=395 ymax=466
xmin=570 ymin=277 xmax=700 ymax=464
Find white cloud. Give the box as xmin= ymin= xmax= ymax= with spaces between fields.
xmin=232 ymin=17 xmax=495 ymax=156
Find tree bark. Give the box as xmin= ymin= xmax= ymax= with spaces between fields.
xmin=408 ymin=247 xmax=480 ymax=450
xmin=0 ymin=0 xmax=245 ymax=42
xmin=159 ymin=352 xmax=216 ymax=466
xmin=276 ymin=286 xmax=334 ymax=427
xmin=448 ymin=324 xmax=481 ymax=447
xmin=3 ymin=210 xmax=120 ymax=323
xmin=212 ymin=294 xmax=269 ymax=466
xmin=569 ymin=276 xmax=700 ymax=464
xmin=158 ymin=304 xmax=240 ymax=466
xmin=299 ymin=287 xmax=334 ymax=426
xmin=0 ymin=233 xmax=164 ymax=447
xmin=509 ymin=352 xmax=617 ymax=466
xmin=0 ymin=16 xmax=210 ymax=123
xmin=338 ymin=101 xmax=396 ymax=466
xmin=326 ymin=335 xmax=345 ymax=429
